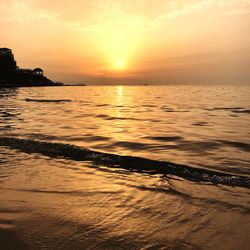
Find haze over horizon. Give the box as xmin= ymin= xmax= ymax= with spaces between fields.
xmin=1 ymin=0 xmax=250 ymax=84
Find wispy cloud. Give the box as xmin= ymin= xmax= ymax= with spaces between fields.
xmin=56 ymin=0 xmax=250 ymax=33
xmin=1 ymin=0 xmax=249 ymax=32
xmin=0 ymin=0 xmax=58 ymax=23
xmin=148 ymin=0 xmax=246 ymax=28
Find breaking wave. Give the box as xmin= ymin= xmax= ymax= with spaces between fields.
xmin=0 ymin=136 xmax=249 ymax=188
xmin=25 ymin=98 xmax=71 ymax=103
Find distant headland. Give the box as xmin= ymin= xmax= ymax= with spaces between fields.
xmin=0 ymin=48 xmax=63 ymax=87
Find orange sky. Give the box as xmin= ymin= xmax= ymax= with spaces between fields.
xmin=1 ymin=0 xmax=250 ymax=84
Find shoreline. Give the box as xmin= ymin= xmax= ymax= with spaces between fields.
xmin=0 ymin=82 xmax=63 ymax=88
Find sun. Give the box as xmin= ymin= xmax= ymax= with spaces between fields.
xmin=117 ymin=61 xmax=122 ymax=67
xmin=111 ymin=60 xmax=126 ymax=71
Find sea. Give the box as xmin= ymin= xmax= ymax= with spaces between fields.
xmin=0 ymin=84 xmax=250 ymax=249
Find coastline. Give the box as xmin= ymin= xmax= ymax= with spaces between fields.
xmin=0 ymin=48 xmax=63 ymax=88
xmin=0 ymin=81 xmax=63 ymax=88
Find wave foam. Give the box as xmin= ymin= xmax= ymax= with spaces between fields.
xmin=0 ymin=137 xmax=249 ymax=188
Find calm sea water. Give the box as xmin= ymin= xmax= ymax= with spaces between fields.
xmin=0 ymin=85 xmax=250 ymax=249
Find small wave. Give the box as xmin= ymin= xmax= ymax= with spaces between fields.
xmin=64 ymin=135 xmax=110 ymax=142
xmin=232 ymin=109 xmax=250 ymax=114
xmin=142 ymin=140 xmax=221 ymax=154
xmin=95 ymin=104 xmax=110 ymax=107
xmin=105 ymin=116 xmax=139 ymax=121
xmin=95 ymin=114 xmax=109 ymax=118
xmin=0 ymin=175 xmax=9 ymax=179
xmin=160 ymin=107 xmax=189 ymax=113
xmin=25 ymin=98 xmax=71 ymax=103
xmin=204 ymin=107 xmax=250 ymax=114
xmin=192 ymin=122 xmax=210 ymax=126
xmin=0 ymin=111 xmax=16 ymax=117
xmin=142 ymin=105 xmax=157 ymax=108
xmin=95 ymin=114 xmax=159 ymax=122
xmin=219 ymin=140 xmax=250 ymax=152
xmin=112 ymin=141 xmax=150 ymax=150
xmin=95 ymin=114 xmax=139 ymax=121
xmin=0 ymin=125 xmax=12 ymax=130
xmin=25 ymin=133 xmax=60 ymax=141
xmin=144 ymin=136 xmax=183 ymax=142
xmin=0 ymin=137 xmax=249 ymax=188
xmin=5 ymin=188 xmax=121 ymax=196
xmin=177 ymin=141 xmax=221 ymax=153
xmin=213 ymin=107 xmax=243 ymax=110
xmin=126 ymin=183 xmax=250 ymax=213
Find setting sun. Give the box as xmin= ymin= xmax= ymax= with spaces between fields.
xmin=117 ymin=61 xmax=122 ymax=67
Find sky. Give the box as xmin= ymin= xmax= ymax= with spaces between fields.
xmin=0 ymin=0 xmax=250 ymax=84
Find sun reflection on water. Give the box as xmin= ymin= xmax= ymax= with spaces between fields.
xmin=117 ymin=86 xmax=123 ymax=105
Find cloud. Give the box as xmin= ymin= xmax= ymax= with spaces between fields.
xmin=52 ymin=0 xmax=250 ymax=32
xmin=150 ymin=0 xmax=224 ymax=27
xmin=1 ymin=0 xmax=249 ymax=32
xmin=0 ymin=0 xmax=58 ymax=23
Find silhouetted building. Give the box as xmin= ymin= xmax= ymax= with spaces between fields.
xmin=33 ymin=68 xmax=43 ymax=75
xmin=0 ymin=48 xmax=63 ymax=87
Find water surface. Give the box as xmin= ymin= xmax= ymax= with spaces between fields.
xmin=0 ymin=85 xmax=250 ymax=249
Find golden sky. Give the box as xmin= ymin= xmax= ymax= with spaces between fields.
xmin=1 ymin=0 xmax=250 ymax=84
